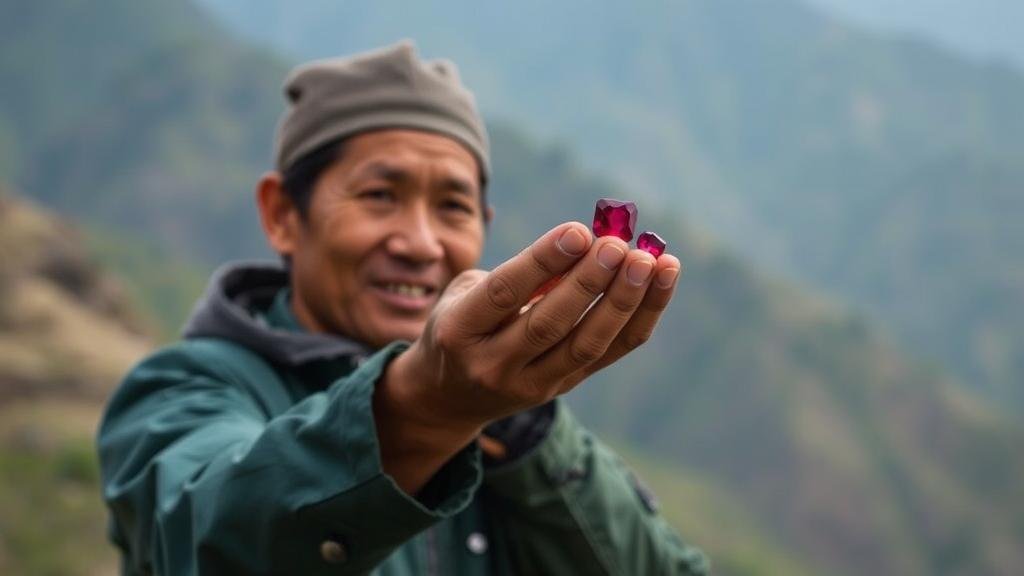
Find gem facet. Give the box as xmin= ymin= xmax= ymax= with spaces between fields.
xmin=593 ymin=199 xmax=638 ymax=242
xmin=636 ymin=231 xmax=667 ymax=258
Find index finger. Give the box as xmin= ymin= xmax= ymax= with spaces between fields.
xmin=561 ymin=252 xmax=681 ymax=389
xmin=450 ymin=222 xmax=593 ymax=336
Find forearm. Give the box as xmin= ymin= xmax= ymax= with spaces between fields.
xmin=374 ymin=346 xmax=483 ymax=495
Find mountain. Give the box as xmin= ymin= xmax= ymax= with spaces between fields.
xmin=0 ymin=188 xmax=151 ymax=576
xmin=0 ymin=0 xmax=283 ymax=264
xmin=803 ymin=0 xmax=1024 ymax=66
xmin=2 ymin=1 xmax=1023 ymax=574
xmin=487 ymin=125 xmax=1024 ymax=575
xmin=0 ymin=189 xmax=152 ymax=397
xmin=0 ymin=0 xmax=221 ymax=181
xmin=194 ymin=0 xmax=1024 ymax=409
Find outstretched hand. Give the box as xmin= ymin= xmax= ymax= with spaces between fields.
xmin=381 ymin=221 xmax=681 ymax=444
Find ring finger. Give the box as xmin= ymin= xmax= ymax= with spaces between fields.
xmin=494 ymin=236 xmax=629 ymax=363
xmin=527 ymin=249 xmax=657 ymax=384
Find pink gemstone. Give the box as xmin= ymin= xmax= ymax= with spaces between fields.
xmin=637 ymin=231 xmax=666 ymax=258
xmin=593 ymin=199 xmax=638 ymax=242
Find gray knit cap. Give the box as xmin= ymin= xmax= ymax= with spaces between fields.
xmin=274 ymin=41 xmax=490 ymax=182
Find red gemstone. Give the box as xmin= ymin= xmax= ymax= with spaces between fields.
xmin=637 ymin=231 xmax=666 ymax=258
xmin=593 ymin=199 xmax=638 ymax=242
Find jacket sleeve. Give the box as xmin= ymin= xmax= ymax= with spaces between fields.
xmin=482 ymin=400 xmax=709 ymax=576
xmin=97 ymin=340 xmax=482 ymax=576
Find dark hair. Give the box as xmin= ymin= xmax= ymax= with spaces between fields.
xmin=281 ymin=138 xmax=347 ymax=220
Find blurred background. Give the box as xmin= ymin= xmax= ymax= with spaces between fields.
xmin=1 ymin=1 xmax=1022 ymax=574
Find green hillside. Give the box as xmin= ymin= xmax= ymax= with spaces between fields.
xmin=619 ymin=446 xmax=818 ymax=576
xmin=2 ymin=1 xmax=1023 ymax=575
xmin=0 ymin=189 xmax=151 ymax=575
xmin=487 ymin=126 xmax=1024 ymax=575
xmin=197 ymin=0 xmax=1024 ymax=409
xmin=0 ymin=0 xmax=219 ymax=182
xmin=0 ymin=0 xmax=283 ymax=263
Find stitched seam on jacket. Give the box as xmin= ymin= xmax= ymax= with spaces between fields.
xmin=556 ymin=454 xmax=617 ymax=576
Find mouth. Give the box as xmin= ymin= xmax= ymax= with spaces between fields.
xmin=370 ymin=281 xmax=439 ymax=312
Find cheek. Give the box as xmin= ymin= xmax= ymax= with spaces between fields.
xmin=318 ymin=214 xmax=377 ymax=266
xmin=322 ymin=241 xmax=372 ymax=299
xmin=295 ymin=226 xmax=364 ymax=299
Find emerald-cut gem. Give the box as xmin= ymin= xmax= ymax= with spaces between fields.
xmin=593 ymin=199 xmax=637 ymax=242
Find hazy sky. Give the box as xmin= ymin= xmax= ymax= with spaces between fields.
xmin=804 ymin=0 xmax=1024 ymax=67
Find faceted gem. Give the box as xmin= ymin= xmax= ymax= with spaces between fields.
xmin=593 ymin=199 xmax=638 ymax=242
xmin=636 ymin=231 xmax=667 ymax=258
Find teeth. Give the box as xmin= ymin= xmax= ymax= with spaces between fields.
xmin=385 ymin=283 xmax=428 ymax=298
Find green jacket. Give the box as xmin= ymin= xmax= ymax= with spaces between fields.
xmin=98 ymin=263 xmax=708 ymax=575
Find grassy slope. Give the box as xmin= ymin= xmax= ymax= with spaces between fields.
xmin=0 ymin=403 xmax=118 ymax=576
xmin=617 ymin=446 xmax=818 ymax=576
xmin=0 ymin=191 xmax=153 ymax=576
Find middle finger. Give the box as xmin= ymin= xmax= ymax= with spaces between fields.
xmin=493 ymin=236 xmax=629 ymax=362
xmin=528 ymin=249 xmax=657 ymax=383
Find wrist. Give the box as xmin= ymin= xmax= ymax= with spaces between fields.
xmin=374 ymin=345 xmax=481 ymax=459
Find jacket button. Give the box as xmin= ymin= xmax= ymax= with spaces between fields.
xmin=466 ymin=532 xmax=488 ymax=555
xmin=320 ymin=539 xmax=348 ymax=564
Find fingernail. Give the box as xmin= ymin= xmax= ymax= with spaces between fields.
xmin=557 ymin=227 xmax=589 ymax=256
xmin=656 ymin=268 xmax=679 ymax=289
xmin=597 ymin=243 xmax=626 ymax=270
xmin=627 ymin=259 xmax=654 ymax=285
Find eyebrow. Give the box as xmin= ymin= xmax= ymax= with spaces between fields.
xmin=357 ymin=161 xmax=477 ymax=197
xmin=359 ymin=161 xmax=409 ymax=184
xmin=439 ymin=176 xmax=476 ymax=197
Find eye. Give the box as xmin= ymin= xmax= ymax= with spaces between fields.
xmin=441 ymin=198 xmax=475 ymax=214
xmin=358 ymin=188 xmax=395 ymax=202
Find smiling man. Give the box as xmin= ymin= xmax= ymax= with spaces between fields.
xmin=272 ymin=129 xmax=486 ymax=347
xmin=97 ymin=42 xmax=708 ymax=575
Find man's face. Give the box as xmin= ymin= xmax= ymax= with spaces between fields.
xmin=287 ymin=129 xmax=487 ymax=348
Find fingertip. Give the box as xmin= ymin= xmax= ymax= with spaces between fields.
xmin=625 ymin=253 xmax=656 ymax=286
xmin=626 ymin=247 xmax=658 ymax=267
xmin=553 ymin=221 xmax=592 ymax=239
xmin=657 ymin=253 xmax=681 ymax=271
xmin=654 ymin=266 xmax=680 ymax=290
xmin=565 ymin=220 xmax=590 ymax=231
xmin=555 ymin=223 xmax=592 ymax=256
xmin=595 ymin=234 xmax=629 ymax=250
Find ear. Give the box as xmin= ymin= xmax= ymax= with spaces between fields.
xmin=256 ymin=172 xmax=302 ymax=258
xmin=484 ymin=204 xmax=495 ymax=226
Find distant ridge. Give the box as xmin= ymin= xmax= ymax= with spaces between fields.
xmin=0 ymin=1 xmax=1022 ymax=574
xmin=196 ymin=0 xmax=1024 ymax=410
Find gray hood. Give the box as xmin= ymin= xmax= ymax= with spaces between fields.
xmin=182 ymin=261 xmax=370 ymax=366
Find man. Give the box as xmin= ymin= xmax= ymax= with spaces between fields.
xmin=98 ymin=41 xmax=708 ymax=575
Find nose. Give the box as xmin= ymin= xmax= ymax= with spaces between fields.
xmin=385 ymin=204 xmax=445 ymax=264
